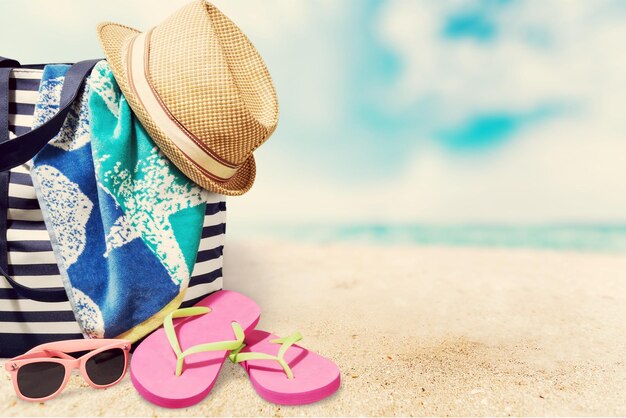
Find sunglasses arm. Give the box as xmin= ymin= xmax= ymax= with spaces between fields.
xmin=22 ymin=339 xmax=129 ymax=356
xmin=42 ymin=349 xmax=75 ymax=360
xmin=4 ymin=349 xmax=70 ymax=366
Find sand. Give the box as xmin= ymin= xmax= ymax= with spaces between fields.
xmin=1 ymin=240 xmax=625 ymax=416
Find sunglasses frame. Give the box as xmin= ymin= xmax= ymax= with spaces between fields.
xmin=4 ymin=339 xmax=130 ymax=402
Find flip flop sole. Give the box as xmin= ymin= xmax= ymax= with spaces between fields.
xmin=237 ymin=330 xmax=341 ymax=405
xmin=130 ymin=290 xmax=261 ymax=408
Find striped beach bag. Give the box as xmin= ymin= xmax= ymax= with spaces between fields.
xmin=0 ymin=58 xmax=226 ymax=358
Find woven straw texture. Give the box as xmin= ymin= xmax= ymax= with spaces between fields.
xmin=97 ymin=0 xmax=278 ymax=195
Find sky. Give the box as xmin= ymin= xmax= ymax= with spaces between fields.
xmin=1 ymin=0 xmax=625 ymax=226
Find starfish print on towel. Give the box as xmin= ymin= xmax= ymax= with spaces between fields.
xmin=32 ymin=165 xmax=93 ymax=268
xmin=100 ymin=147 xmax=208 ymax=287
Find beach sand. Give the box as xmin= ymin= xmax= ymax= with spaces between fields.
xmin=1 ymin=240 xmax=625 ymax=416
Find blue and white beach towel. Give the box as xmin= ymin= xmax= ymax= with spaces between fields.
xmin=30 ymin=61 xmax=210 ymax=339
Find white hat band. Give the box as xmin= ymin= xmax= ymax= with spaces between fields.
xmin=126 ymin=30 xmax=239 ymax=182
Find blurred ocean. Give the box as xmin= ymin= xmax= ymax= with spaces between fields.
xmin=231 ymin=224 xmax=626 ymax=253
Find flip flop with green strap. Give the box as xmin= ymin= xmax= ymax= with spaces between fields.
xmin=130 ymin=290 xmax=260 ymax=408
xmin=229 ymin=329 xmax=341 ymax=405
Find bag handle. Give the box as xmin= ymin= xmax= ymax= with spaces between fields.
xmin=0 ymin=266 xmax=70 ymax=302
xmin=0 ymin=56 xmax=20 ymax=68
xmin=0 ymin=58 xmax=100 ymax=302
xmin=0 ymin=63 xmax=15 ymax=298
xmin=0 ymin=59 xmax=100 ymax=172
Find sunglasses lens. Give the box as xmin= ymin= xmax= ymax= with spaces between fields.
xmin=16 ymin=362 xmax=65 ymax=399
xmin=85 ymin=348 xmax=126 ymax=386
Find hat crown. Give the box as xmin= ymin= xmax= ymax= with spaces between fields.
xmin=147 ymin=0 xmax=278 ymax=165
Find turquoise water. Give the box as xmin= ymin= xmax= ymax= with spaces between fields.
xmin=232 ymin=224 xmax=626 ymax=253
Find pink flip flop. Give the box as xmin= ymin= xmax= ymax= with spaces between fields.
xmin=130 ymin=290 xmax=260 ymax=408
xmin=229 ymin=329 xmax=341 ymax=405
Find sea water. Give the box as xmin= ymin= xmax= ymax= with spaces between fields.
xmin=231 ymin=224 xmax=626 ymax=253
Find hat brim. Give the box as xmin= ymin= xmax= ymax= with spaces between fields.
xmin=96 ymin=22 xmax=255 ymax=196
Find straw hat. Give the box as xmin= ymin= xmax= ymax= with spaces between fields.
xmin=97 ymin=0 xmax=279 ymax=195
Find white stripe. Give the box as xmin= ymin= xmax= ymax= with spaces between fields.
xmin=8 ymin=251 xmax=57 ymax=265
xmin=11 ymin=69 xmax=44 ymax=80
xmin=7 ymin=228 xmax=49 ymax=242
xmin=8 ymin=183 xmax=37 ymax=200
xmin=0 ymin=321 xmax=81 ymax=334
xmin=198 ymin=234 xmax=225 ymax=252
xmin=12 ymin=90 xmax=39 ymax=104
xmin=8 ymin=113 xmax=33 ymax=128
xmin=7 ymin=208 xmax=44 ymax=221
xmin=203 ymin=210 xmax=227 ymax=227
xmin=0 ymin=297 xmax=74 ymax=312
xmin=0 ymin=285 xmax=66 ymax=308
xmin=183 ymin=278 xmax=223 ymax=302
xmin=128 ymin=32 xmax=239 ymax=180
xmin=0 ymin=274 xmax=62 ymax=289
xmin=10 ymin=164 xmax=31 ymax=175
xmin=191 ymin=256 xmax=223 ymax=277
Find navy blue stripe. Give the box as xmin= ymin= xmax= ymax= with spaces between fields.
xmin=0 ymin=310 xmax=76 ymax=322
xmin=8 ymin=196 xmax=39 ymax=210
xmin=195 ymin=246 xmax=223 ymax=263
xmin=9 ymin=77 xmax=40 ymax=91
xmin=0 ymin=287 xmax=23 ymax=299
xmin=0 ymin=333 xmax=84 ymax=358
xmin=8 ymin=102 xmax=35 ymax=115
xmin=204 ymin=201 xmax=226 ymax=216
xmin=8 ymin=264 xmax=60 ymax=276
xmin=179 ymin=297 xmax=203 ymax=308
xmin=180 ymin=290 xmax=220 ymax=309
xmin=7 ymin=240 xmax=53 ymax=252
xmin=19 ymin=64 xmax=48 ymax=70
xmin=202 ymin=223 xmax=225 ymax=238
xmin=6 ymin=219 xmax=46 ymax=230
xmin=8 ymin=124 xmax=30 ymax=136
xmin=189 ymin=268 xmax=222 ymax=286
xmin=0 ymin=287 xmax=65 ymax=299
xmin=8 ymin=171 xmax=32 ymax=186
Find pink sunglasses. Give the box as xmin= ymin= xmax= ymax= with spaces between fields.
xmin=4 ymin=339 xmax=130 ymax=402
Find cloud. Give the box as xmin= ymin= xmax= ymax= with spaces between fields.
xmin=229 ymin=115 xmax=626 ymax=227
xmin=3 ymin=1 xmax=625 ymax=226
xmin=229 ymin=0 xmax=626 ymax=226
xmin=376 ymin=0 xmax=626 ymax=125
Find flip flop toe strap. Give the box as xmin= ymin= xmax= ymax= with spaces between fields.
xmin=164 ymin=307 xmax=246 ymax=376
xmin=229 ymin=332 xmax=303 ymax=379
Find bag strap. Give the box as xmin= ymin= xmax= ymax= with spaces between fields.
xmin=0 ymin=66 xmax=13 ymax=283
xmin=0 ymin=267 xmax=70 ymax=302
xmin=0 ymin=56 xmax=20 ymax=68
xmin=0 ymin=58 xmax=100 ymax=302
xmin=0 ymin=59 xmax=100 ymax=172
